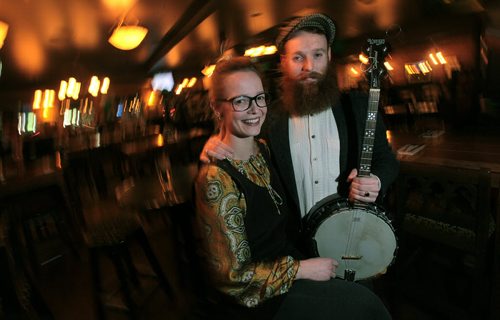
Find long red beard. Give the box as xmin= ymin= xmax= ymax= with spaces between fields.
xmin=280 ymin=65 xmax=340 ymax=116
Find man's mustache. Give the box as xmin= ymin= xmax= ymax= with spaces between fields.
xmin=297 ymin=71 xmax=323 ymax=81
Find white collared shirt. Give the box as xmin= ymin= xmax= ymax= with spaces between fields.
xmin=289 ymin=108 xmax=340 ymax=217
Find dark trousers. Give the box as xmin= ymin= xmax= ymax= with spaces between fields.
xmin=274 ymin=279 xmax=392 ymax=320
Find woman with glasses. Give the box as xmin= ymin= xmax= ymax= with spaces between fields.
xmin=193 ymin=57 xmax=391 ymax=320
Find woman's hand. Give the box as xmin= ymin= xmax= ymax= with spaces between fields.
xmin=296 ymin=257 xmax=339 ymax=281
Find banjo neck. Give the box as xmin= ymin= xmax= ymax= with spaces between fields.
xmin=358 ymin=38 xmax=387 ymax=178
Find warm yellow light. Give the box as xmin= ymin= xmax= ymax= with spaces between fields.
xmin=147 ymin=90 xmax=157 ymax=107
xmin=175 ymin=84 xmax=183 ymax=95
xmin=33 ymin=90 xmax=42 ymax=110
xmin=418 ymin=62 xmax=426 ymax=74
xmin=187 ymin=77 xmax=197 ymax=88
xmin=244 ymin=48 xmax=255 ymax=57
xmin=359 ymin=53 xmax=369 ymax=64
xmin=202 ymin=64 xmax=216 ymax=77
xmin=43 ymin=89 xmax=51 ymax=109
xmin=429 ymin=53 xmax=438 ymax=65
xmin=253 ymin=46 xmax=265 ymax=57
xmin=156 ymin=133 xmax=164 ymax=147
xmin=0 ymin=21 xmax=9 ymax=49
xmin=42 ymin=90 xmax=50 ymax=118
xmin=48 ymin=90 xmax=55 ymax=108
xmin=58 ymin=81 xmax=68 ymax=101
xmin=386 ymin=130 xmax=392 ymax=144
xmin=384 ymin=61 xmax=394 ymax=71
xmin=101 ymin=77 xmax=110 ymax=94
xmin=181 ymin=78 xmax=189 ymax=88
xmin=404 ymin=64 xmax=414 ymax=75
xmin=101 ymin=0 xmax=137 ymax=11
xmin=264 ymin=45 xmax=277 ymax=55
xmin=108 ymin=25 xmax=148 ymax=50
xmin=244 ymin=45 xmax=278 ymax=57
xmin=72 ymin=82 xmax=81 ymax=100
xmin=436 ymin=52 xmax=447 ymax=64
xmin=350 ymin=67 xmax=359 ymax=75
xmin=67 ymin=77 xmax=77 ymax=98
xmin=88 ymin=76 xmax=100 ymax=97
xmin=41 ymin=90 xmax=55 ymax=119
xmin=419 ymin=62 xmax=431 ymax=74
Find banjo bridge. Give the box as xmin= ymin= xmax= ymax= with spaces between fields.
xmin=341 ymin=255 xmax=363 ymax=260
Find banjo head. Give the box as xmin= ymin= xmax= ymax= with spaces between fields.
xmin=304 ymin=198 xmax=397 ymax=281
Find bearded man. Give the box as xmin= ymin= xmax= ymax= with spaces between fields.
xmin=271 ymin=13 xmax=398 ymax=216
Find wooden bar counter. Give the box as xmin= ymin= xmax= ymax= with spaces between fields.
xmin=388 ymin=129 xmax=500 ymax=188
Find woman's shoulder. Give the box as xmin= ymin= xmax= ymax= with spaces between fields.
xmin=197 ymin=162 xmax=230 ymax=184
xmin=195 ymin=162 xmax=241 ymax=204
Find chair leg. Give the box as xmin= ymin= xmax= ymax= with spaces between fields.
xmin=24 ymin=272 xmax=55 ymax=319
xmin=21 ymin=218 xmax=41 ymax=275
xmin=89 ymin=248 xmax=106 ymax=320
xmin=122 ymin=245 xmax=140 ymax=287
xmin=0 ymin=234 xmax=55 ymax=320
xmin=135 ymin=228 xmax=175 ymax=300
xmin=108 ymin=246 xmax=138 ymax=319
xmin=51 ymin=205 xmax=81 ymax=258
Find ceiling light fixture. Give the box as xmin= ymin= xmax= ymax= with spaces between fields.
xmin=108 ymin=25 xmax=148 ymax=50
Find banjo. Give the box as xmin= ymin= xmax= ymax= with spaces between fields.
xmin=302 ymin=38 xmax=397 ymax=281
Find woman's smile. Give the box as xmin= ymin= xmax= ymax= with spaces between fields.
xmin=241 ymin=117 xmax=261 ymax=125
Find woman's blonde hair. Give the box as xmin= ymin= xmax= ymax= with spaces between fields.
xmin=209 ymin=56 xmax=262 ymax=102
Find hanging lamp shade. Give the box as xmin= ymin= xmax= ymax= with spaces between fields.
xmin=108 ymin=25 xmax=148 ymax=50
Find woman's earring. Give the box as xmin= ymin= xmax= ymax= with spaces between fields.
xmin=210 ymin=102 xmax=221 ymax=121
xmin=214 ymin=111 xmax=221 ymax=120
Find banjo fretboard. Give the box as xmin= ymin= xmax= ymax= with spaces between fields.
xmin=358 ymin=88 xmax=380 ymax=177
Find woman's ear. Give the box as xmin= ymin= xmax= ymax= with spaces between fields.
xmin=210 ymin=101 xmax=222 ymax=120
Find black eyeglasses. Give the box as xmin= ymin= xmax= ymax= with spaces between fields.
xmin=216 ymin=93 xmax=270 ymax=112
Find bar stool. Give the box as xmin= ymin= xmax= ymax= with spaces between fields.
xmin=64 ymin=146 xmax=175 ymax=319
xmin=0 ymin=212 xmax=54 ymax=319
xmin=0 ymin=158 xmax=81 ymax=275
xmin=116 ymin=146 xmax=200 ymax=288
xmin=84 ymin=204 xmax=174 ymax=320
